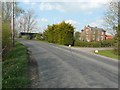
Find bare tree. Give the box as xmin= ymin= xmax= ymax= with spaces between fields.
xmin=2 ymin=2 xmax=12 ymax=23
xmin=104 ymin=1 xmax=120 ymax=55
xmin=2 ymin=2 xmax=23 ymax=23
xmin=16 ymin=10 xmax=37 ymax=33
xmin=104 ymin=1 xmax=119 ymax=35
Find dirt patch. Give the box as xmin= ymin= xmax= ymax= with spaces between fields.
xmin=27 ymin=50 xmax=39 ymax=88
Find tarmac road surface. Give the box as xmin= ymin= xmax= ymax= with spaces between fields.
xmin=18 ymin=39 xmax=118 ymax=88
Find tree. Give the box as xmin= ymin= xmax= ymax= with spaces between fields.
xmin=2 ymin=2 xmax=12 ymax=23
xmin=104 ymin=1 xmax=120 ymax=55
xmin=2 ymin=2 xmax=23 ymax=48
xmin=118 ymin=24 xmax=120 ymax=56
xmin=74 ymin=31 xmax=80 ymax=40
xmin=15 ymin=10 xmax=37 ymax=33
xmin=104 ymin=1 xmax=118 ymax=35
xmin=43 ymin=21 xmax=75 ymax=46
xmin=118 ymin=1 xmax=120 ymax=56
xmin=2 ymin=2 xmax=23 ymax=23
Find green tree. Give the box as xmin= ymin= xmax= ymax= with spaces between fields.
xmin=44 ymin=25 xmax=55 ymax=43
xmin=74 ymin=31 xmax=80 ymax=40
xmin=43 ymin=21 xmax=75 ymax=46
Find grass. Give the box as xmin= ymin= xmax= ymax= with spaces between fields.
xmin=0 ymin=62 xmax=2 ymax=89
xmin=2 ymin=42 xmax=29 ymax=88
xmin=97 ymin=50 xmax=118 ymax=60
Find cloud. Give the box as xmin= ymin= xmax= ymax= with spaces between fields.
xmin=65 ymin=19 xmax=81 ymax=31
xmin=65 ymin=20 xmax=78 ymax=25
xmin=41 ymin=18 xmax=48 ymax=22
xmin=16 ymin=0 xmax=112 ymax=2
xmin=89 ymin=19 xmax=104 ymax=28
xmin=36 ymin=18 xmax=48 ymax=23
xmin=40 ymin=3 xmax=64 ymax=12
xmin=89 ymin=0 xmax=113 ymax=4
xmin=22 ymin=0 xmax=30 ymax=4
xmin=39 ymin=1 xmax=109 ymax=13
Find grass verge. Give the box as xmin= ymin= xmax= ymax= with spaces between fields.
xmin=2 ymin=42 xmax=29 ymax=88
xmin=97 ymin=50 xmax=118 ymax=60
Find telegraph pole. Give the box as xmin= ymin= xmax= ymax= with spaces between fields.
xmin=12 ymin=0 xmax=15 ymax=47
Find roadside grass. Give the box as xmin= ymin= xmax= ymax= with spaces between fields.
xmin=0 ymin=62 xmax=2 ymax=89
xmin=97 ymin=50 xmax=118 ymax=60
xmin=2 ymin=42 xmax=29 ymax=88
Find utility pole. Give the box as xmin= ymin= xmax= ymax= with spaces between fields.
xmin=12 ymin=0 xmax=15 ymax=47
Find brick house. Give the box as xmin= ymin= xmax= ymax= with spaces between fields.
xmin=105 ymin=35 xmax=113 ymax=40
xmin=80 ymin=25 xmax=106 ymax=42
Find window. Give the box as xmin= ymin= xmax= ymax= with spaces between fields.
xmin=101 ymin=36 xmax=104 ymax=40
xmin=97 ymin=38 xmax=99 ymax=41
xmin=93 ymin=31 xmax=95 ymax=34
xmin=86 ymin=38 xmax=90 ymax=42
xmin=86 ymin=29 xmax=89 ymax=34
xmin=97 ymin=36 xmax=101 ymax=41
xmin=102 ymin=32 xmax=104 ymax=35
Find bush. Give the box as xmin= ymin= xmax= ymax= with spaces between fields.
xmin=74 ymin=39 xmax=114 ymax=47
xmin=34 ymin=33 xmax=43 ymax=40
xmin=74 ymin=40 xmax=100 ymax=47
xmin=22 ymin=35 xmax=30 ymax=39
xmin=2 ymin=23 xmax=11 ymax=52
xmin=100 ymin=39 xmax=114 ymax=47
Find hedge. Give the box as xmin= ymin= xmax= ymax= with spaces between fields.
xmin=74 ymin=39 xmax=114 ymax=47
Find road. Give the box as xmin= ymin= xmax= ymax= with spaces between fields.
xmin=18 ymin=39 xmax=118 ymax=88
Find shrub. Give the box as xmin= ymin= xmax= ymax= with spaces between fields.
xmin=2 ymin=23 xmax=11 ymax=52
xmin=74 ymin=40 xmax=99 ymax=47
xmin=74 ymin=39 xmax=114 ymax=47
xmin=34 ymin=33 xmax=43 ymax=40
xmin=22 ymin=35 xmax=30 ymax=39
xmin=100 ymin=39 xmax=114 ymax=47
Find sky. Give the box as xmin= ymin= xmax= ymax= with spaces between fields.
xmin=17 ymin=0 xmax=112 ymax=33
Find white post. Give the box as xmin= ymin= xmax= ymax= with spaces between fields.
xmin=69 ymin=45 xmax=71 ymax=48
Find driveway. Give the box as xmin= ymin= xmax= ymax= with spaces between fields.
xmin=18 ymin=39 xmax=118 ymax=88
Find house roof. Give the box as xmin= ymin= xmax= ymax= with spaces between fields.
xmin=105 ymin=35 xmax=113 ymax=37
xmin=86 ymin=25 xmax=106 ymax=32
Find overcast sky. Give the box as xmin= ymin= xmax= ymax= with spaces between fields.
xmin=17 ymin=0 xmax=112 ymax=33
